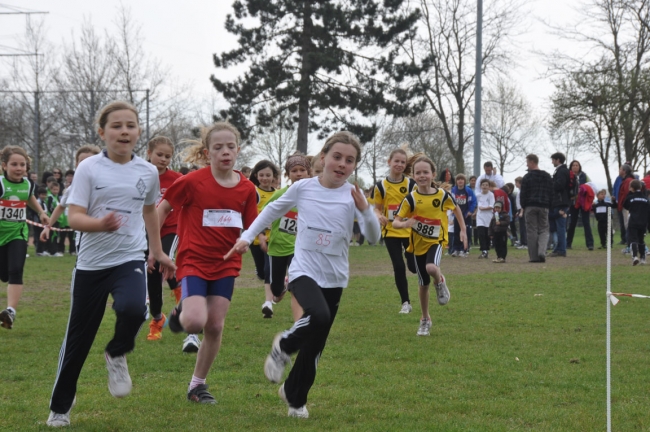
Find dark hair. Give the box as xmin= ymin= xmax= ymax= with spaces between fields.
xmin=46 ymin=176 xmax=58 ymax=185
xmin=551 ymin=152 xmax=566 ymax=164
xmin=179 ymin=166 xmax=190 ymax=175
xmin=480 ymin=178 xmax=490 ymax=186
xmin=65 ymin=169 xmax=75 ymax=177
xmin=250 ymin=160 xmax=280 ymax=187
xmin=483 ymin=161 xmax=493 ymax=168
xmin=52 ymin=167 xmax=62 ymax=175
xmin=36 ymin=186 xmax=47 ymax=195
xmin=469 ymin=175 xmax=477 ymax=181
xmin=630 ymin=179 xmax=643 ymax=191
xmin=41 ymin=171 xmax=53 ymax=185
xmin=505 ymin=182 xmax=515 ymax=194
xmin=438 ymin=168 xmax=455 ymax=185
xmin=569 ymin=160 xmax=582 ymax=172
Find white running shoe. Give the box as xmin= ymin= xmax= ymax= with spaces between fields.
xmin=633 ymin=256 xmax=640 ymax=266
xmin=47 ymin=411 xmax=70 ymax=427
xmin=399 ymin=302 xmax=412 ymax=314
xmin=451 ymin=251 xmax=459 ymax=257
xmin=289 ymin=406 xmax=309 ymax=418
xmin=262 ymin=301 xmax=273 ymax=318
xmin=416 ymin=318 xmax=432 ymax=336
xmin=435 ymin=275 xmax=451 ymax=305
xmin=53 ymin=252 xmax=64 ymax=257
xmin=641 ymin=258 xmax=647 ymax=265
xmin=265 ymin=333 xmax=291 ymax=383
xmin=182 ymin=334 xmax=201 ymax=353
xmin=105 ymin=353 xmax=132 ymax=398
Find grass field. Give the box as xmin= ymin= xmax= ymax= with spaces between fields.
xmin=1 ymin=236 xmax=650 ymax=431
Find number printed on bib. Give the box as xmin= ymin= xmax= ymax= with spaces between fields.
xmin=203 ymin=209 xmax=243 ymax=229
xmin=0 ymin=199 xmax=26 ymax=222
xmin=388 ymin=204 xmax=399 ymax=221
xmin=300 ymin=226 xmax=346 ymax=256
xmin=413 ymin=216 xmax=441 ymax=239
xmin=279 ymin=210 xmax=298 ymax=235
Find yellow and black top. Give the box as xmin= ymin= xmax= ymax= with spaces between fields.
xmin=254 ymin=186 xmax=275 ymax=245
xmin=396 ymin=187 xmax=457 ymax=255
xmin=373 ymin=176 xmax=417 ymax=238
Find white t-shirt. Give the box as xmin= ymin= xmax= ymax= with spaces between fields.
xmin=447 ymin=210 xmax=455 ymax=233
xmin=67 ymin=151 xmax=159 ymax=270
xmin=476 ymin=191 xmax=495 ymax=227
xmin=475 ymin=173 xmax=505 ymax=194
xmin=241 ymin=177 xmax=381 ymax=288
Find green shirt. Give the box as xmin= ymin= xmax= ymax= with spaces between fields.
xmin=46 ymin=190 xmax=67 ymax=227
xmin=265 ymin=186 xmax=298 ymax=257
xmin=0 ymin=176 xmax=35 ymax=246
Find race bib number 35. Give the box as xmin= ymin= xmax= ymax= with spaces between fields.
xmin=413 ymin=216 xmax=441 ymax=239
xmin=203 ymin=209 xmax=243 ymax=229
xmin=0 ymin=199 xmax=26 ymax=222
xmin=279 ymin=211 xmax=298 ymax=235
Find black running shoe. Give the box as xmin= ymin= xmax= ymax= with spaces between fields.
xmin=168 ymin=305 xmax=184 ymax=333
xmin=187 ymin=384 xmax=216 ymax=404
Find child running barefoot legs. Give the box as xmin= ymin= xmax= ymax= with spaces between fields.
xmin=162 ymin=122 xmax=258 ymax=404
xmin=0 ymin=146 xmax=50 ymax=329
xmin=226 ymin=132 xmax=381 ymax=418
xmin=392 ymin=154 xmax=467 ymax=336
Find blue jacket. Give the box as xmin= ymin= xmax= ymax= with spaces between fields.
xmin=451 ymin=185 xmax=477 ymax=217
xmin=613 ymin=176 xmax=623 ymax=201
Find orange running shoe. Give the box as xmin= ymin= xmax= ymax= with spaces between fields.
xmin=146 ymin=313 xmax=166 ymax=341
xmin=172 ymin=287 xmax=182 ymax=305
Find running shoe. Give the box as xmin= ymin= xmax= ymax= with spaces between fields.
xmin=171 ymin=287 xmax=182 ymax=304
xmin=168 ymin=304 xmax=184 ymax=333
xmin=262 ymin=301 xmax=274 ymax=319
xmin=182 ymin=334 xmax=201 ymax=353
xmin=416 ymin=318 xmax=432 ymax=336
xmin=264 ymin=333 xmax=291 ymax=383
xmin=187 ymin=384 xmax=217 ymax=404
xmin=105 ymin=353 xmax=132 ymax=398
xmin=47 ymin=397 xmax=76 ymax=427
xmin=641 ymin=258 xmax=647 ymax=265
xmin=633 ymin=256 xmax=640 ymax=266
xmin=279 ymin=384 xmax=309 ymax=418
xmin=435 ymin=275 xmax=450 ymax=305
xmin=146 ymin=314 xmax=166 ymax=341
xmin=0 ymin=308 xmax=15 ymax=330
xmin=399 ymin=302 xmax=412 ymax=314
xmin=53 ymin=252 xmax=64 ymax=257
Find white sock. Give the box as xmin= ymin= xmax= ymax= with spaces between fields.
xmin=7 ymin=306 xmax=15 ymax=314
xmin=188 ymin=375 xmax=206 ymax=392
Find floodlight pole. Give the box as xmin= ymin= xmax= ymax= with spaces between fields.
xmin=473 ymin=0 xmax=483 ymax=177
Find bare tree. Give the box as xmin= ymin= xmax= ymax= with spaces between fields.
xmin=360 ymin=117 xmax=395 ymax=184
xmin=252 ymin=114 xmax=297 ymax=171
xmin=481 ymin=78 xmax=539 ymax=174
xmin=390 ymin=0 xmax=522 ymax=173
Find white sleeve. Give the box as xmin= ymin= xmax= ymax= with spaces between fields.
xmin=66 ymin=160 xmax=93 ymax=209
xmin=355 ymin=206 xmax=381 ymax=244
xmin=144 ymin=173 xmax=160 ymax=206
xmin=241 ymin=183 xmax=298 ymax=244
xmin=59 ymin=186 xmax=72 ymax=208
xmin=488 ymin=192 xmax=495 ymax=206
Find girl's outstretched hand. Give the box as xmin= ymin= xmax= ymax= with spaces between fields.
xmin=351 ymin=183 xmax=368 ymax=211
xmin=224 ymin=239 xmax=250 ymax=261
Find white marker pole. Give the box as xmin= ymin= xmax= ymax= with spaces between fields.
xmin=606 ymin=207 xmax=612 ymax=432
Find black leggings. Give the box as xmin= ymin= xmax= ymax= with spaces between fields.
xmin=0 ymin=239 xmax=28 ymax=284
xmin=477 ymin=226 xmax=490 ymax=252
xmin=147 ymin=233 xmax=179 ymax=317
xmin=280 ymin=276 xmax=342 ymax=408
xmin=250 ymin=244 xmax=270 ymax=283
xmin=384 ymin=237 xmax=415 ymax=304
xmin=269 ymin=254 xmax=293 ymax=297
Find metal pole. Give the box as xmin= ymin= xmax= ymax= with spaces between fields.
xmin=606 ymin=207 xmax=612 ymax=432
xmin=90 ymin=89 xmax=96 ymax=142
xmin=146 ymin=89 xmax=150 ymax=143
xmin=33 ymin=90 xmax=40 ymax=176
xmin=473 ymin=0 xmax=483 ymax=177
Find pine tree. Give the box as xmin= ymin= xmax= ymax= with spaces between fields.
xmin=211 ymin=0 xmax=419 ymax=153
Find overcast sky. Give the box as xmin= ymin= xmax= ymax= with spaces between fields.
xmin=0 ymin=0 xmax=627 ymax=188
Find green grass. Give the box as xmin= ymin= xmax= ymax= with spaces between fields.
xmin=1 ymin=238 xmax=650 ymax=431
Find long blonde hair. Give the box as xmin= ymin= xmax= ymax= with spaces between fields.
xmin=181 ymin=122 xmax=241 ymax=166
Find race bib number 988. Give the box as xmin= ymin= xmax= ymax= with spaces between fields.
xmin=413 ymin=216 xmax=441 ymax=239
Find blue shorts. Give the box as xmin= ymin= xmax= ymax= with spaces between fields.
xmin=181 ymin=276 xmax=235 ymax=301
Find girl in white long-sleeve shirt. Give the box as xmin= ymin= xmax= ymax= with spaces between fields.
xmin=226 ymin=131 xmax=380 ymax=418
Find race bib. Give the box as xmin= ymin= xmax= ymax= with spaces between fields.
xmin=279 ymin=210 xmax=298 ymax=235
xmin=203 ymin=209 xmax=243 ymax=229
xmin=0 ymin=199 xmax=26 ymax=222
xmin=413 ymin=216 xmax=441 ymax=239
xmin=596 ymin=206 xmax=607 ymax=214
xmin=299 ymin=226 xmax=346 ymax=256
xmin=388 ymin=204 xmax=399 ymax=221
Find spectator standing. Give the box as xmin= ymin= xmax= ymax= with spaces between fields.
xmin=489 ymin=201 xmax=510 ymax=263
xmin=623 ymin=180 xmax=650 ymax=265
xmin=475 ymin=161 xmax=504 ymax=194
xmin=515 ymin=177 xmax=527 ymax=249
xmin=592 ymin=189 xmax=613 ymax=249
xmin=612 ymin=166 xmax=629 ymax=244
xmin=566 ymin=160 xmax=595 ymax=250
xmin=520 ymin=154 xmax=553 ymax=263
xmin=548 ymin=152 xmax=571 ymax=257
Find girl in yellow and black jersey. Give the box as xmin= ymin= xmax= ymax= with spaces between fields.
xmin=249 ymin=160 xmax=279 ymax=319
xmin=373 ymin=148 xmax=418 ymax=314
xmin=393 ymin=154 xmax=467 ymax=337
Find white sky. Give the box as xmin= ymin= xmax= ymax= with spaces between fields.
xmin=0 ymin=0 xmax=630 ymax=189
